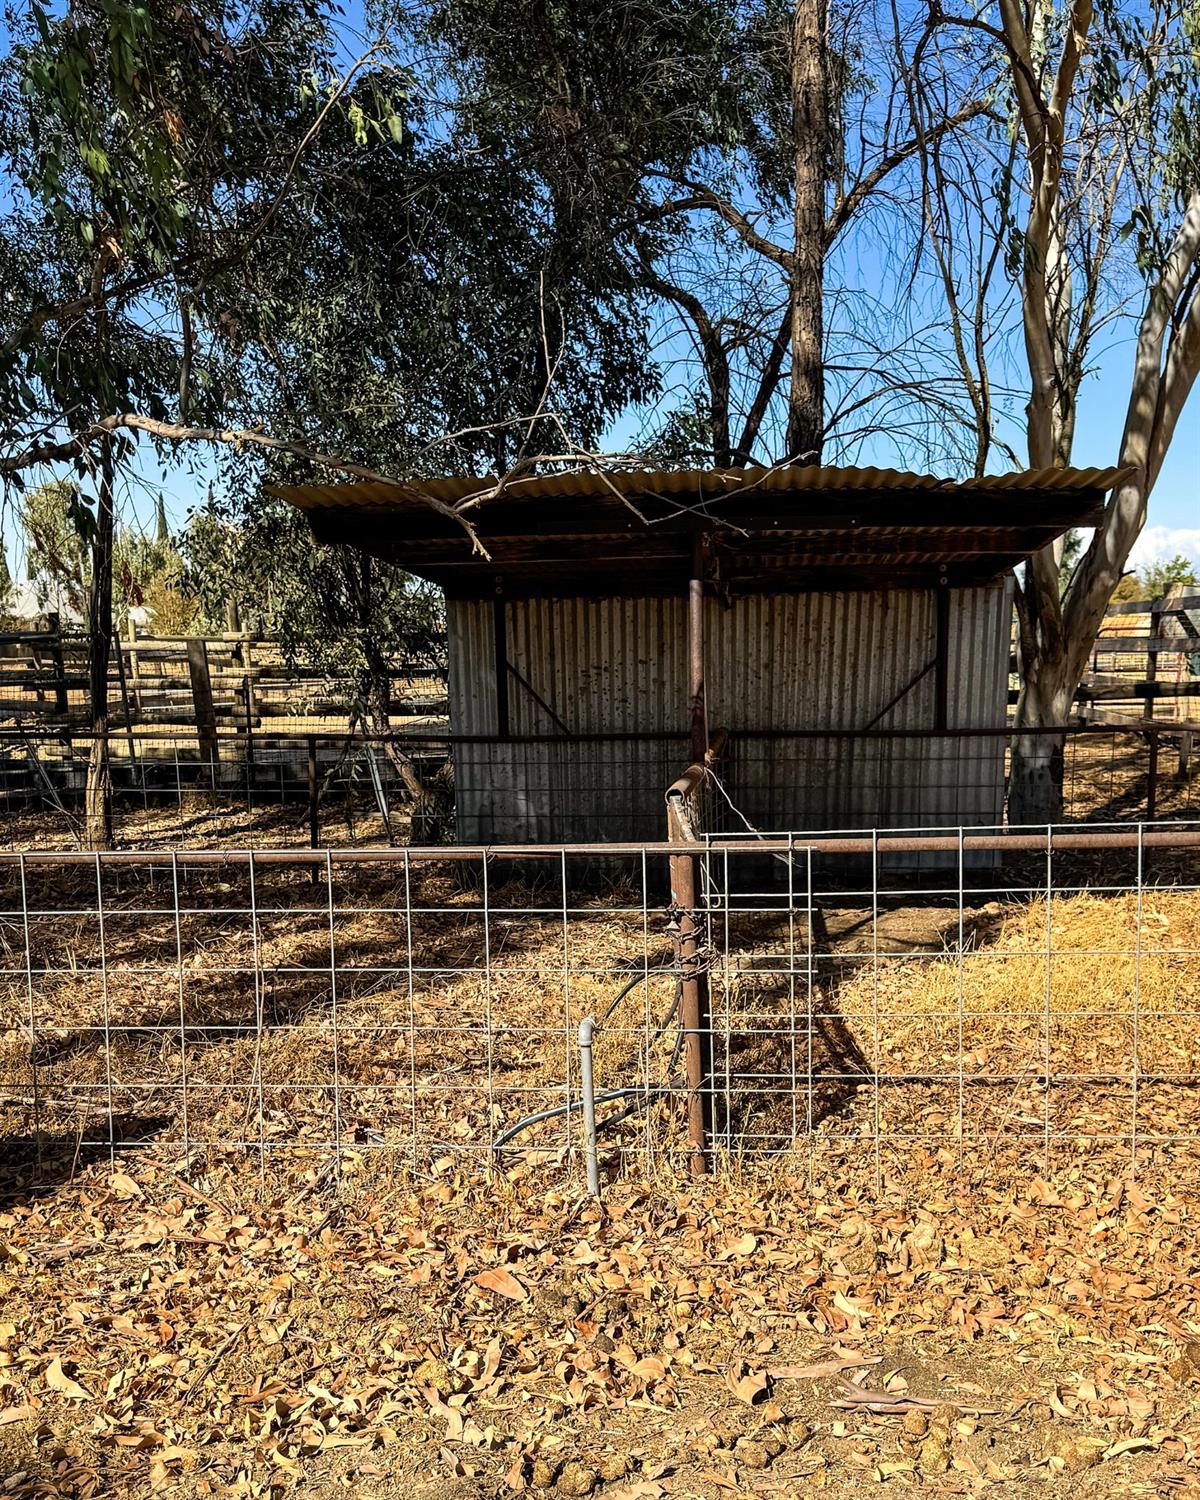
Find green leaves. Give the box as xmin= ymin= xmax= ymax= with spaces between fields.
xmin=67 ymin=488 xmax=98 ymax=549
xmin=348 ymin=99 xmax=368 ymax=147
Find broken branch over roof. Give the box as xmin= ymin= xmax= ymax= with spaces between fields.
xmin=271 ymin=464 xmax=1127 ymax=597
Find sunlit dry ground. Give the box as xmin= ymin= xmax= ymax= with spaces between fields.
xmin=1 ymin=758 xmax=1199 ymax=1496
xmin=5 ymin=1153 xmax=1200 ymax=1498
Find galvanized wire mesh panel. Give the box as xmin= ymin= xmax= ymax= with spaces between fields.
xmin=3 ymin=829 xmax=1199 ymax=1193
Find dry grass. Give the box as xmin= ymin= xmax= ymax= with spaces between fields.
xmin=834 ymin=889 xmax=1200 ymax=1075
xmin=0 ymin=861 xmax=678 ymax=1174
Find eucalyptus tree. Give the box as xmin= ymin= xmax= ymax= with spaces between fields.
xmin=424 ymin=0 xmax=993 ymax=467
xmin=0 ymin=0 xmax=659 ymax=844
xmin=0 ymin=1 xmax=371 ymax=843
xmin=916 ymin=0 xmax=1200 ymax=820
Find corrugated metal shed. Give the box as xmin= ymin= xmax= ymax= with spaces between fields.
xmin=275 ymin=464 xmax=1122 ymax=847
xmin=449 ymin=586 xmax=1011 ymax=844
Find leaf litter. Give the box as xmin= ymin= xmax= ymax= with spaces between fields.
xmin=2 ymin=1152 xmax=1200 ymax=1498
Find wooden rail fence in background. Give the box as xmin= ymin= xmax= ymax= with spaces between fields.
xmin=1002 ymin=591 xmax=1200 ymax=716
xmin=0 ymin=617 xmax=447 ymax=744
xmin=1087 ymin=591 xmax=1200 ymax=718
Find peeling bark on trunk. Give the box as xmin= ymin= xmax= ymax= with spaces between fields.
xmin=85 ymin=443 xmax=115 ymax=850
xmin=996 ymin=7 xmax=1200 ymax=830
xmin=788 ymin=0 xmax=827 ymax=464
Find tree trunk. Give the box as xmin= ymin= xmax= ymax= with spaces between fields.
xmin=1009 ymin=669 xmax=1075 ymax=825
xmin=361 ymin=636 xmax=424 ymax=803
xmin=85 ymin=443 xmax=116 ymax=849
xmin=787 ymin=0 xmax=827 ymax=464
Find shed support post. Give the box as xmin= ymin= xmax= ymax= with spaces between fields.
xmin=689 ymin=533 xmax=708 ymax=765
xmin=934 ymin=582 xmax=950 ymax=732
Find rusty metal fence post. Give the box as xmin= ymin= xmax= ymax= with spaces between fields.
xmin=665 ymin=729 xmax=726 ymax=1176
xmin=667 ymin=801 xmax=709 ymax=1175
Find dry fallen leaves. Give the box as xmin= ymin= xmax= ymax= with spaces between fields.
xmin=474 ymin=1266 xmax=528 ymax=1301
xmin=44 ymin=1356 xmax=93 ymax=1401
xmin=1 ymin=1142 xmax=1198 ymax=1499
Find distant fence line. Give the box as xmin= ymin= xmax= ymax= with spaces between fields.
xmin=2 ymin=722 xmax=1197 ymax=852
xmin=3 ymin=594 xmax=1197 ymax=752
xmin=0 ymin=618 xmax=447 ymax=742
xmin=1083 ymin=590 xmax=1200 ymax=714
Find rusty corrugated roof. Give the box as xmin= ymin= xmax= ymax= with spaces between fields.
xmin=271 ymin=463 xmax=1130 ymax=513
xmin=269 ymin=463 xmax=1129 ymax=596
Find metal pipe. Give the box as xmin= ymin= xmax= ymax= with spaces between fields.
xmin=4 ymin=826 xmax=1200 ymax=866
xmin=491 ymin=1083 xmax=662 ymax=1150
xmin=666 ymin=727 xmax=729 ymax=803
xmin=579 ymin=1016 xmax=599 ymax=1197
xmin=4 ymin=722 xmax=1191 ymax=746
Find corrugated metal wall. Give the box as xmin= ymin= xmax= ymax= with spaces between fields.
xmin=447 ymin=586 xmax=1011 ymax=842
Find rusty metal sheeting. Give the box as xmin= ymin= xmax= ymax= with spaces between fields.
xmin=449 ymin=597 xmax=687 ymax=840
xmin=708 ymin=588 xmax=1010 ymax=849
xmin=271 ymin=463 xmax=1130 ymax=512
xmin=446 ymin=594 xmax=499 ymax=736
xmin=708 ymin=590 xmax=935 ymax=838
xmin=273 ymin=464 xmax=1126 ymax=594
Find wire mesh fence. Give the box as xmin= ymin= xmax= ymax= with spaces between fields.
xmin=3 ymin=827 xmax=1199 ymax=1193
xmin=3 ymin=722 xmax=1198 ymax=851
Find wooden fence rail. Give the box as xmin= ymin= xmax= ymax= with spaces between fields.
xmin=0 ymin=620 xmax=447 ymax=744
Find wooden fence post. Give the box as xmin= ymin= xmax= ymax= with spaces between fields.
xmin=1147 ymin=597 xmax=1163 ymax=720
xmin=47 ymin=614 xmax=68 ymax=715
xmin=186 ymin=638 xmax=219 ymax=779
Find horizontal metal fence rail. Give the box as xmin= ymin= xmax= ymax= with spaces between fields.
xmin=3 ymin=721 xmax=1198 ymax=850
xmin=3 ymin=825 xmax=1200 ymax=1192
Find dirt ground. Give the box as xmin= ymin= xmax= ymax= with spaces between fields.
xmin=0 ymin=791 xmax=405 ymax=854
xmin=2 ymin=852 xmax=1200 ymax=1496
xmin=5 ymin=1153 xmax=1200 ymax=1499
